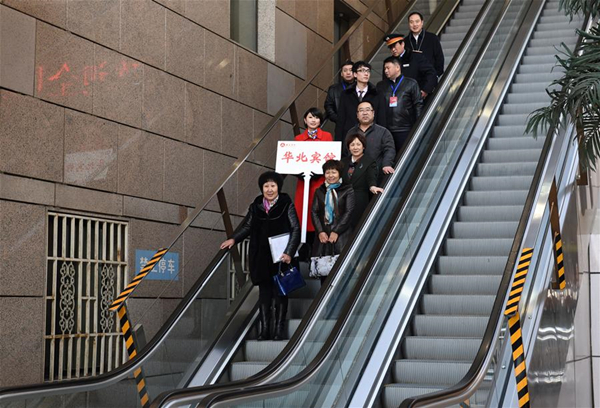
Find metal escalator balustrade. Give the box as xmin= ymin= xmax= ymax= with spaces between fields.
xmin=154 ymin=0 xmax=543 ymax=406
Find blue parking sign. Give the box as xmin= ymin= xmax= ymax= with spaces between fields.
xmin=135 ymin=249 xmax=179 ymax=281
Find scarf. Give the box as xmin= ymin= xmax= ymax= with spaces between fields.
xmin=324 ymin=180 xmax=342 ymax=225
xmin=307 ymin=129 xmax=318 ymax=139
xmin=263 ymin=195 xmax=278 ymax=213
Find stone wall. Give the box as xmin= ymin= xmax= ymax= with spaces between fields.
xmin=0 ymin=0 xmax=399 ymax=387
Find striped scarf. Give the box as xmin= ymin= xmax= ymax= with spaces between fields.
xmin=263 ymin=195 xmax=279 ymax=213
xmin=307 ymin=129 xmax=318 ymax=139
xmin=324 ymin=181 xmax=342 ymax=225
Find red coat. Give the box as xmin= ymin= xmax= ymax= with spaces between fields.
xmin=294 ymin=128 xmax=333 ymax=232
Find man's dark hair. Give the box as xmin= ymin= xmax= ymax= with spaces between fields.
xmin=322 ymin=159 xmax=345 ymax=174
xmin=383 ymin=56 xmax=401 ymax=66
xmin=345 ymin=132 xmax=367 ymax=150
xmin=408 ymin=11 xmax=424 ymax=21
xmin=352 ymin=61 xmax=372 ymax=73
xmin=258 ymin=171 xmax=283 ymax=192
xmin=356 ymin=100 xmax=374 ymax=112
xmin=341 ymin=60 xmax=354 ymax=69
xmin=303 ymin=107 xmax=324 ymax=123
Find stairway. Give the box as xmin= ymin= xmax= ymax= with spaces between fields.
xmin=370 ymin=0 xmax=486 ymax=84
xmin=222 ymin=263 xmax=321 ymax=382
xmin=381 ymin=1 xmax=583 ymax=407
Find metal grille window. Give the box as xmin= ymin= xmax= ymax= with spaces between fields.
xmin=45 ymin=212 xmax=129 ymax=381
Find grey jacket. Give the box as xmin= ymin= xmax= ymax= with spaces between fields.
xmin=343 ymin=123 xmax=396 ymax=172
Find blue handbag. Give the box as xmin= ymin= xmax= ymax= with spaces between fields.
xmin=273 ymin=262 xmax=305 ymax=296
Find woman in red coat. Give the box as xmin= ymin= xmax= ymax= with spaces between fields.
xmin=294 ymin=107 xmax=333 ymax=256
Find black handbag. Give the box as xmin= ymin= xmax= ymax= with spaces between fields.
xmin=273 ymin=262 xmax=305 ymax=296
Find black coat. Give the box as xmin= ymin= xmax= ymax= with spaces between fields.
xmin=405 ymin=30 xmax=445 ymax=77
xmin=231 ymin=193 xmax=300 ymax=285
xmin=324 ymin=81 xmax=354 ymax=123
xmin=399 ymin=50 xmax=438 ymax=95
xmin=334 ymin=83 xmax=386 ymax=142
xmin=376 ymin=76 xmax=423 ymax=132
xmin=311 ymin=183 xmax=355 ymax=255
xmin=341 ymin=155 xmax=378 ymax=228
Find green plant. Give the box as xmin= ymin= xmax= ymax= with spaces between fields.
xmin=525 ymin=1 xmax=600 ymax=169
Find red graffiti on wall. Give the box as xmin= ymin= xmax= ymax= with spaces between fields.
xmin=36 ymin=60 xmax=141 ymax=97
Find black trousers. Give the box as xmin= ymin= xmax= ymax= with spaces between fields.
xmin=391 ymin=130 xmax=411 ymax=153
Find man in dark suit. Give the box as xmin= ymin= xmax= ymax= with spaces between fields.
xmin=406 ymin=11 xmax=445 ymax=77
xmin=384 ymin=33 xmax=437 ymax=100
xmin=324 ymin=60 xmax=355 ymax=123
xmin=334 ymin=61 xmax=386 ymax=144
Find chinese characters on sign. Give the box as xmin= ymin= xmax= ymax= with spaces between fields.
xmin=275 ymin=141 xmax=342 ymax=175
xmin=135 ymin=250 xmax=179 ymax=281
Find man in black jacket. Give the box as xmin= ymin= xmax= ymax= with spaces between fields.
xmin=376 ymin=56 xmax=423 ymax=151
xmin=335 ymin=61 xmax=386 ymax=143
xmin=324 ymin=60 xmax=355 ymax=123
xmin=406 ymin=11 xmax=445 ymax=77
xmin=384 ymin=33 xmax=437 ymax=100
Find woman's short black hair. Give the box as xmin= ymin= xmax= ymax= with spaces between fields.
xmin=322 ymin=159 xmax=344 ymax=174
xmin=345 ymin=132 xmax=367 ymax=150
xmin=303 ymin=107 xmax=324 ymax=124
xmin=258 ymin=171 xmax=283 ymax=192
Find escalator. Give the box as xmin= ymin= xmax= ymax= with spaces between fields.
xmin=0 ymin=1 xmax=498 ymax=407
xmin=150 ymin=0 xmax=589 ymax=407
xmin=380 ymin=1 xmax=583 ymax=405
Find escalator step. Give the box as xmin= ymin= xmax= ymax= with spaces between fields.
xmin=413 ymin=315 xmax=489 ymax=337
xmin=444 ymin=238 xmax=513 ymax=257
xmin=470 ymin=175 xmax=533 ymax=191
xmin=481 ymin=148 xmax=541 ymax=163
xmin=476 ymin=162 xmax=537 ymax=177
xmin=382 ymin=384 xmax=443 ymax=408
xmin=402 ymin=337 xmax=482 ymax=360
xmin=393 ymin=360 xmax=472 ymax=385
xmin=457 ymin=205 xmax=522 ymax=222
xmin=486 ymin=136 xmax=545 ymax=150
xmin=437 ymin=256 xmax=508 ymax=275
xmin=429 ymin=274 xmax=502 ymax=295
xmin=421 ymin=294 xmax=495 ymax=315
xmin=452 ymin=221 xmax=519 ymax=238
xmin=463 ymin=190 xmax=527 ymax=206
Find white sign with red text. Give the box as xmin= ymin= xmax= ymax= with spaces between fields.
xmin=275 ymin=141 xmax=342 ymax=175
xmin=275 ymin=141 xmax=342 ymax=243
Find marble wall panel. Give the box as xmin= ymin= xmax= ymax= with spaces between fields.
xmin=182 ymin=228 xmax=226 ymax=293
xmin=93 ymin=46 xmax=144 ymax=128
xmin=163 ymin=139 xmax=204 ymax=207
xmin=64 ymin=109 xmax=118 ymax=192
xmin=123 ymin=195 xmax=181 ymax=224
xmin=35 ymin=21 xmax=94 ymax=112
xmin=0 ymin=297 xmax=44 ymax=386
xmin=0 ymin=173 xmax=54 ymax=205
xmin=276 ymin=0 xmax=295 ymax=16
xmin=203 ymin=150 xmax=237 ymax=213
xmin=3 ymin=0 xmax=66 ymax=27
xmin=117 ymin=126 xmax=165 ymax=201
xmin=0 ymin=90 xmax=65 ymax=182
xmin=236 ymin=47 xmax=268 ymax=111
xmin=120 ymin=0 xmax=166 ymax=68
xmin=142 ymin=66 xmax=185 ymax=140
xmin=295 ymin=0 xmax=318 ymax=33
xmin=184 ymin=83 xmax=222 ymax=151
xmin=66 ymin=0 xmax=120 ymax=50
xmin=251 ymin=109 xmax=278 ymax=168
xmin=275 ymin=9 xmax=306 ymax=79
xmin=222 ymin=98 xmax=254 ymax=160
xmin=0 ymin=5 xmax=36 ymax=95
xmin=55 ymin=184 xmax=123 ymax=215
xmin=237 ymin=161 xmax=265 ymax=214
xmin=306 ymin=29 xmax=334 ymax=92
xmin=266 ymin=63 xmax=295 ymax=117
xmin=184 ymin=0 xmax=230 ymax=39
xmin=156 ymin=0 xmax=185 ymax=13
xmin=317 ymin=0 xmax=334 ymax=42
xmin=204 ymin=30 xmax=236 ymax=98
xmin=0 ymin=201 xmax=46 ymax=296
xmin=166 ymin=10 xmax=205 ymax=86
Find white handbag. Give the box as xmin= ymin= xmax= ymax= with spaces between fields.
xmin=309 ymin=243 xmax=339 ymax=278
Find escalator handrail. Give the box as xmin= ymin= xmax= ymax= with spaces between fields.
xmin=399 ymin=8 xmax=593 ymax=408
xmin=155 ymin=1 xmax=527 ymax=406
xmin=0 ymin=0 xmax=398 ymax=402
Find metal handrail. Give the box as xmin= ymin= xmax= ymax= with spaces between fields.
xmin=155 ymin=0 xmax=526 ymax=406
xmin=0 ymin=0 xmax=403 ymax=403
xmin=400 ymin=6 xmax=592 ymax=408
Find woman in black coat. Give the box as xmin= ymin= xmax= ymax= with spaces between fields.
xmin=341 ymin=132 xmax=384 ymax=228
xmin=220 ymin=171 xmax=300 ymax=341
xmin=311 ymin=160 xmax=355 ymax=282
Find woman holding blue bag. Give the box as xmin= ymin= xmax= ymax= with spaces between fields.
xmin=220 ymin=171 xmax=300 ymax=341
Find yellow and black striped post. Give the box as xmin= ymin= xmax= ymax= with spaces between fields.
xmin=553 ymin=232 xmax=566 ymax=290
xmin=504 ymin=247 xmax=532 ymax=408
xmin=118 ymin=306 xmax=150 ymax=408
xmin=110 ymin=248 xmax=168 ymax=312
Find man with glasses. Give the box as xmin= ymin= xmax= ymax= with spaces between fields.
xmin=335 ymin=61 xmax=386 ymax=144
xmin=343 ymin=100 xmax=395 ymax=184
xmin=384 ymin=33 xmax=437 ymax=100
xmin=376 ymin=56 xmax=423 ymax=152
xmin=324 ymin=60 xmax=355 ymax=123
xmin=406 ymin=12 xmax=444 ymax=77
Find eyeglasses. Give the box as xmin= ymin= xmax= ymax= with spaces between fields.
xmin=356 ymin=68 xmax=371 ymax=74
xmin=357 ymin=108 xmax=373 ymax=113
